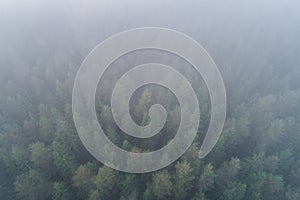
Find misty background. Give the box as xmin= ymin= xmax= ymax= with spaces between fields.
xmin=0 ymin=0 xmax=300 ymax=199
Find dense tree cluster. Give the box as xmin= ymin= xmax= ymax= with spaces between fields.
xmin=1 ymin=0 xmax=300 ymax=199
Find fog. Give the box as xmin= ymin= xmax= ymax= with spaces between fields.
xmin=1 ymin=1 xmax=300 ymax=199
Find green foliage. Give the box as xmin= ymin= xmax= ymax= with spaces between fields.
xmin=121 ymin=174 xmax=140 ymax=198
xmin=39 ymin=104 xmax=56 ymax=143
xmin=52 ymin=122 xmax=78 ymax=179
xmin=9 ymin=146 xmax=30 ymax=174
xmin=72 ymin=163 xmax=95 ymax=198
xmin=244 ymin=172 xmax=266 ymax=200
xmin=141 ymin=188 xmax=154 ymax=200
xmin=216 ymin=157 xmax=241 ymax=186
xmin=150 ymin=170 xmax=172 ymax=199
xmin=53 ymin=182 xmax=72 ymax=200
xmin=286 ymin=186 xmax=300 ymax=200
xmin=92 ymin=166 xmax=119 ymax=200
xmin=14 ymin=169 xmax=51 ymax=200
xmin=173 ymin=161 xmax=195 ymax=199
xmin=192 ymin=191 xmax=208 ymax=200
xmin=262 ymin=174 xmax=285 ymax=200
xmin=198 ymin=164 xmax=216 ymax=192
xmin=1 ymin=4 xmax=300 ymax=199
xmin=30 ymin=142 xmax=53 ymax=171
xmin=220 ymin=182 xmax=246 ymax=200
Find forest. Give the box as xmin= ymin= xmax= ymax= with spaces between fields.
xmin=1 ymin=0 xmax=300 ymax=199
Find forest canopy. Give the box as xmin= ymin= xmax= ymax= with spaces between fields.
xmin=0 ymin=0 xmax=300 ymax=199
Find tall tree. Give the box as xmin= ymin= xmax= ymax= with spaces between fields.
xmin=90 ymin=166 xmax=119 ymax=200
xmin=150 ymin=170 xmax=172 ymax=200
xmin=14 ymin=169 xmax=51 ymax=200
xmin=173 ymin=161 xmax=195 ymax=199
xmin=53 ymin=182 xmax=72 ymax=200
